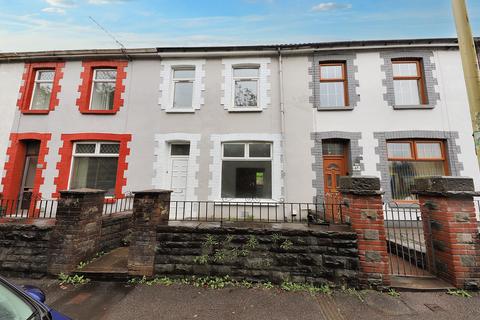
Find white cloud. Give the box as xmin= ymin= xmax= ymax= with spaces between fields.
xmin=41 ymin=7 xmax=66 ymax=14
xmin=311 ymin=2 xmax=352 ymax=12
xmin=45 ymin=0 xmax=76 ymax=8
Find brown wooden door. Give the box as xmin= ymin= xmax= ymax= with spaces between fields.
xmin=323 ymin=157 xmax=347 ymax=222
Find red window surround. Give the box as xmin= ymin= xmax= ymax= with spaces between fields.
xmin=17 ymin=62 xmax=65 ymax=114
xmin=53 ymin=133 xmax=132 ymax=198
xmin=1 ymin=133 xmax=51 ymax=200
xmin=76 ymin=60 xmax=128 ymax=114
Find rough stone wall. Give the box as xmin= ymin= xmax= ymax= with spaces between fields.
xmin=0 ymin=223 xmax=54 ymax=278
xmin=155 ymin=224 xmax=359 ymax=287
xmin=100 ymin=213 xmax=133 ymax=253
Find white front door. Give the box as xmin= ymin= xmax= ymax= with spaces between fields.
xmin=169 ymin=157 xmax=189 ymax=201
xmin=167 ymin=143 xmax=191 ymax=219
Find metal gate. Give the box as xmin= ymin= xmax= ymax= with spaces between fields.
xmin=384 ymin=203 xmax=433 ymax=276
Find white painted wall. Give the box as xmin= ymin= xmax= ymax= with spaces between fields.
xmin=0 ymin=63 xmax=23 ymax=192
xmin=311 ymin=50 xmax=480 ymax=190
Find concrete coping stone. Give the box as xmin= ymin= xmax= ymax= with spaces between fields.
xmin=339 ymin=176 xmax=383 ymax=195
xmin=59 ymin=188 xmax=107 ymax=195
xmin=133 ymin=189 xmax=173 ymax=196
xmin=413 ymin=176 xmax=480 ymax=197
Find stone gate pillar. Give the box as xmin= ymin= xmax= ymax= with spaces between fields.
xmin=128 ymin=189 xmax=172 ymax=277
xmin=47 ymin=189 xmax=105 ymax=275
xmin=339 ymin=176 xmax=390 ymax=289
xmin=414 ymin=176 xmax=480 ymax=290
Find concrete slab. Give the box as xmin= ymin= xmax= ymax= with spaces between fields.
xmin=391 ymin=276 xmax=455 ymax=292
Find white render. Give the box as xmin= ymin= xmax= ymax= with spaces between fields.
xmin=0 ymin=63 xmax=24 ymax=192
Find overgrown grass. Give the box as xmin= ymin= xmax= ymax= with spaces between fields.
xmin=126 ymin=275 xmax=333 ymax=295
xmin=447 ymin=289 xmax=472 ymax=298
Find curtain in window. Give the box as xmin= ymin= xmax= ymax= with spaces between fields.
xmin=389 ymin=160 xmax=445 ymax=200
xmin=71 ymin=157 xmax=118 ymax=195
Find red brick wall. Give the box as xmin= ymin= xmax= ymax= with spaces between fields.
xmin=418 ymin=195 xmax=480 ymax=289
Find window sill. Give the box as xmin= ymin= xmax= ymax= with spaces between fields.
xmin=316 ymin=106 xmax=354 ymax=111
xmin=228 ymin=108 xmax=263 ymax=113
xmin=393 ymin=105 xmax=435 ymax=110
xmin=80 ymin=110 xmax=118 ymax=115
xmin=386 ymin=201 xmax=420 ymax=209
xmin=165 ymin=109 xmax=196 ymax=113
xmin=21 ymin=110 xmax=50 ymax=115
xmin=213 ymin=199 xmax=280 ymax=206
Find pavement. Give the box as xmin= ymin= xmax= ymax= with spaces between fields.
xmin=8 ymin=277 xmax=480 ymax=320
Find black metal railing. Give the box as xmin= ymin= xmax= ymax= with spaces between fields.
xmin=102 ymin=195 xmax=134 ymax=215
xmin=167 ymin=200 xmax=347 ymax=224
xmin=0 ymin=197 xmax=58 ymax=219
xmin=383 ymin=202 xmax=431 ymax=277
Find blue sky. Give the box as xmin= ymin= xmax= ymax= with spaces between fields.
xmin=0 ymin=0 xmax=479 ymax=52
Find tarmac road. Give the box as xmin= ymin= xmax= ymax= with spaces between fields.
xmin=8 ymin=278 xmax=480 ymax=320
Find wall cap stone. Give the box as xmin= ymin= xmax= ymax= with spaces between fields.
xmin=412 ymin=176 xmax=480 ymax=197
xmin=59 ymin=188 xmax=106 ymax=195
xmin=339 ymin=176 xmax=384 ymax=195
xmin=133 ymin=189 xmax=173 ymax=196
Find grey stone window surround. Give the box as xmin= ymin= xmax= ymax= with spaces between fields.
xmin=380 ymin=50 xmax=440 ymax=110
xmin=309 ymin=53 xmax=360 ymax=111
xmin=374 ymin=131 xmax=463 ymax=203
xmin=311 ymin=131 xmax=363 ymax=203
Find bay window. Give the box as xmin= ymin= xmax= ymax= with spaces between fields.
xmin=387 ymin=140 xmax=448 ymax=201
xmin=69 ymin=142 xmax=120 ymax=196
xmin=221 ymin=142 xmax=272 ymax=199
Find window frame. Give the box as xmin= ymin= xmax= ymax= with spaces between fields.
xmin=222 ymin=142 xmax=272 ymax=161
xmin=17 ymin=62 xmax=65 ymax=114
xmin=387 ymin=139 xmax=449 ymax=202
xmin=68 ymin=141 xmax=121 ymax=196
xmin=76 ymin=60 xmax=127 ymax=115
xmin=171 ymin=67 xmax=196 ymax=111
xmin=29 ymin=69 xmax=55 ymax=111
xmin=318 ymin=62 xmax=349 ymax=107
xmin=231 ymin=65 xmax=260 ymax=110
xmin=392 ymin=59 xmax=428 ymax=106
xmin=88 ymin=68 xmax=118 ymax=111
xmin=221 ymin=142 xmax=273 ymax=200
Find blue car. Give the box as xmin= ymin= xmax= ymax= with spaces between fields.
xmin=0 ymin=276 xmax=71 ymax=320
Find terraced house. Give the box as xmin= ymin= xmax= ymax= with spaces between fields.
xmin=0 ymin=38 xmax=479 ymax=219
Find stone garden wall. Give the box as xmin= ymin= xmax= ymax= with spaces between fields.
xmin=155 ymin=224 xmax=359 ymax=286
xmin=0 ymin=223 xmax=54 ymax=278
xmin=100 ymin=213 xmax=133 ymax=253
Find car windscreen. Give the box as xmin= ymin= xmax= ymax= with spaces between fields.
xmin=0 ymin=281 xmax=37 ymax=320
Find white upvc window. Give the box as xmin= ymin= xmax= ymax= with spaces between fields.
xmin=90 ymin=68 xmax=117 ymax=110
xmin=221 ymin=142 xmax=272 ymax=199
xmin=172 ymin=67 xmax=195 ymax=110
xmin=221 ymin=58 xmax=271 ymax=112
xmin=159 ymin=60 xmax=206 ymax=112
xmin=69 ymin=142 xmax=120 ymax=196
xmin=30 ymin=69 xmax=55 ymax=110
xmin=232 ymin=66 xmax=259 ymax=109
